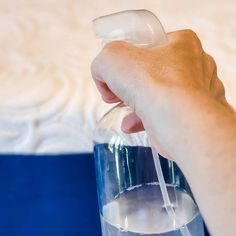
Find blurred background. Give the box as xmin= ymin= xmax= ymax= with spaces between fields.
xmin=0 ymin=1 xmax=235 ymax=235
xmin=0 ymin=0 xmax=236 ymax=153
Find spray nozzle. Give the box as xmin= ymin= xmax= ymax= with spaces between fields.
xmin=93 ymin=9 xmax=167 ymax=47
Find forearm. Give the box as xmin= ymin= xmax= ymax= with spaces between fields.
xmin=184 ymin=137 xmax=236 ymax=236
xmin=181 ymin=114 xmax=236 ymax=235
xmin=161 ymin=92 xmax=236 ymax=236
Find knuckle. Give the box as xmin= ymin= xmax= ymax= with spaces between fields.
xmin=181 ymin=29 xmax=202 ymax=49
xmin=205 ymin=53 xmax=217 ymax=72
xmin=103 ymin=41 xmax=128 ymax=54
xmin=91 ymin=41 xmax=128 ymax=75
xmin=170 ymin=29 xmax=202 ymax=54
xmin=101 ymin=41 xmax=134 ymax=64
xmin=182 ymin=29 xmax=198 ymax=39
xmin=216 ymin=79 xmax=226 ymax=98
xmin=206 ymin=54 xmax=216 ymax=67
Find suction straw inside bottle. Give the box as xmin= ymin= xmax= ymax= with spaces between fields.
xmin=152 ymin=150 xmax=191 ymax=235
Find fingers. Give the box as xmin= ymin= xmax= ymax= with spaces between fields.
xmin=91 ymin=44 xmax=122 ymax=103
xmin=121 ymin=112 xmax=144 ymax=133
xmin=93 ymin=78 xmax=121 ymax=103
xmin=91 ymin=41 xmax=141 ymax=107
xmin=91 ymin=29 xmax=204 ymax=105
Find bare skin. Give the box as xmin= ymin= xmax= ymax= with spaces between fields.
xmin=91 ymin=30 xmax=236 ymax=236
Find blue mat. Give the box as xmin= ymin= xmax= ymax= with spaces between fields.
xmin=0 ymin=153 xmax=101 ymax=236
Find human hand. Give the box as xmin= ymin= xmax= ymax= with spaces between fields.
xmin=91 ymin=29 xmax=233 ymax=159
xmin=91 ymin=29 xmax=236 ymax=236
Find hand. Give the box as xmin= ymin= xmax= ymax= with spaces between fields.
xmin=91 ymin=29 xmax=236 ymax=236
xmin=91 ymin=29 xmax=233 ymax=159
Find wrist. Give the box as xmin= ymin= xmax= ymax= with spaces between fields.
xmin=172 ymin=93 xmax=236 ymax=167
xmin=138 ymin=86 xmax=235 ymax=161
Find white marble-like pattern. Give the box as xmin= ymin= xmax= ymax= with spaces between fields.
xmin=0 ymin=0 xmax=235 ymax=153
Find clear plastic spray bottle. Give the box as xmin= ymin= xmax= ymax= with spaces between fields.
xmin=93 ymin=10 xmax=206 ymax=236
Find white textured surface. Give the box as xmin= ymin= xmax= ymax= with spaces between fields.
xmin=0 ymin=0 xmax=236 ymax=153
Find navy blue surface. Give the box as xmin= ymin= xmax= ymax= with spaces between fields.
xmin=0 ymin=153 xmax=101 ymax=236
xmin=94 ymin=144 xmax=210 ymax=236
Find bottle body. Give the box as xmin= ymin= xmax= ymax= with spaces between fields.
xmin=93 ymin=105 xmax=206 ymax=235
